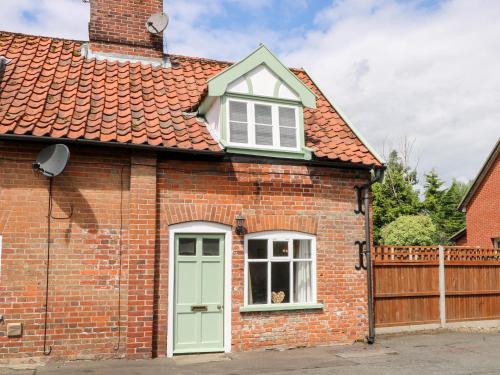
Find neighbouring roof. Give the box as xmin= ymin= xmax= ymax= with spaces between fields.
xmin=458 ymin=138 xmax=500 ymax=211
xmin=449 ymin=227 xmax=466 ymax=243
xmin=0 ymin=31 xmax=382 ymax=166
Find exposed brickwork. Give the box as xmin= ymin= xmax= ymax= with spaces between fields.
xmin=0 ymin=141 xmax=370 ymax=361
xmin=0 ymin=141 xmax=130 ymax=361
xmin=126 ymin=153 xmax=157 ymax=358
xmin=155 ymin=160 xmax=370 ymax=355
xmin=88 ymin=0 xmax=163 ymax=58
xmin=465 ymin=155 xmax=500 ymax=247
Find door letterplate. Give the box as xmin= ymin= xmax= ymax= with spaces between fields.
xmin=191 ymin=305 xmax=208 ymax=312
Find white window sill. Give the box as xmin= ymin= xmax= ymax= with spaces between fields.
xmin=239 ymin=303 xmax=324 ymax=313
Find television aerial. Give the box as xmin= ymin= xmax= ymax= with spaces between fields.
xmin=146 ymin=12 xmax=169 ymax=34
xmin=32 ymin=144 xmax=70 ymax=177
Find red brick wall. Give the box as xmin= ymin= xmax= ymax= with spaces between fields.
xmin=155 ymin=159 xmax=370 ymax=355
xmin=0 ymin=142 xmax=370 ymax=361
xmin=89 ymin=0 xmax=163 ymax=58
xmin=0 ymin=142 xmax=130 ymax=361
xmin=465 ymin=155 xmax=500 ymax=247
xmin=126 ymin=153 xmax=157 ymax=358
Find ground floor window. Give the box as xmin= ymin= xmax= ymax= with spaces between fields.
xmin=244 ymin=231 xmax=316 ymax=306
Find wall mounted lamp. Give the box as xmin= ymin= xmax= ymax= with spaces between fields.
xmin=235 ymin=214 xmax=246 ymax=235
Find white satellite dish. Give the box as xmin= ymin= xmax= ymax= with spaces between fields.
xmin=146 ymin=13 xmax=169 ymax=34
xmin=33 ymin=144 xmax=70 ymax=177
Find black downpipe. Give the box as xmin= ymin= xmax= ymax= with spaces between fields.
xmin=355 ymin=168 xmax=384 ymax=345
xmin=364 ymin=186 xmax=375 ymax=344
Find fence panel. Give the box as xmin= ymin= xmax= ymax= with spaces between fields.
xmin=373 ymin=246 xmax=440 ymax=327
xmin=444 ymin=246 xmax=500 ymax=322
xmin=373 ymin=246 xmax=500 ymax=328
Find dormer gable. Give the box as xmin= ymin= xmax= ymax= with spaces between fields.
xmin=199 ymin=44 xmax=317 ymax=160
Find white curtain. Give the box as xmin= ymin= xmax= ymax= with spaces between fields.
xmin=294 ymin=240 xmax=312 ymax=303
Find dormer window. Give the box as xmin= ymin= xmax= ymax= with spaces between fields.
xmin=198 ymin=44 xmax=317 ymax=160
xmin=228 ymin=99 xmax=299 ymax=150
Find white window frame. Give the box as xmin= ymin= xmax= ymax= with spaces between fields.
xmin=243 ymin=231 xmax=317 ymax=307
xmin=227 ymin=98 xmax=300 ymax=151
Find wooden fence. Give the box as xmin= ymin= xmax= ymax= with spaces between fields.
xmin=373 ymin=245 xmax=500 ymax=328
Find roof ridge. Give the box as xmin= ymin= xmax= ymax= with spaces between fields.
xmin=168 ymin=52 xmax=306 ymax=72
xmin=0 ymin=31 xmax=307 ymax=72
xmin=0 ymin=30 xmax=85 ymax=45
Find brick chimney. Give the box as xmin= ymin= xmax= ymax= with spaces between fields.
xmin=88 ymin=0 xmax=164 ymax=59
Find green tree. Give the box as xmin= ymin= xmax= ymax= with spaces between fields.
xmin=422 ymin=169 xmax=446 ymax=242
xmin=439 ymin=179 xmax=469 ymax=241
xmin=422 ymin=171 xmax=469 ymax=244
xmin=380 ymin=215 xmax=437 ymax=246
xmin=372 ymin=150 xmax=421 ymax=244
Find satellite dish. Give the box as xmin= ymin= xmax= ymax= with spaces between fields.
xmin=146 ymin=12 xmax=169 ymax=34
xmin=33 ymin=144 xmax=70 ymax=177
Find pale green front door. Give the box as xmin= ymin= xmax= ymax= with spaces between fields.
xmin=174 ymin=234 xmax=225 ymax=354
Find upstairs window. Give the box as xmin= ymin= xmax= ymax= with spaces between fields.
xmin=228 ymin=99 xmax=299 ymax=150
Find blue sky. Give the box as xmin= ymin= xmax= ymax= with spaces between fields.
xmin=0 ymin=0 xmax=499 ymax=185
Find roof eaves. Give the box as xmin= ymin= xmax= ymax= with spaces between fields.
xmin=458 ymin=138 xmax=500 ymax=211
xmin=449 ymin=227 xmax=466 ymax=242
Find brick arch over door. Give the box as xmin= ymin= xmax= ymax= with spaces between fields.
xmin=163 ymin=204 xmax=318 ymax=235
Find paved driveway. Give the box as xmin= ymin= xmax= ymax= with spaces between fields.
xmin=2 ymin=331 xmax=500 ymax=375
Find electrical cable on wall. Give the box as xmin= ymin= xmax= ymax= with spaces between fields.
xmin=32 ymin=144 xmax=71 ymax=356
xmin=42 ymin=178 xmax=53 ymax=356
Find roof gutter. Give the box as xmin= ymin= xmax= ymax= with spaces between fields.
xmin=0 ymin=133 xmax=226 ymax=158
xmin=0 ymin=133 xmax=386 ymax=170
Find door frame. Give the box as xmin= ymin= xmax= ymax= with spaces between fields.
xmin=167 ymin=221 xmax=232 ymax=357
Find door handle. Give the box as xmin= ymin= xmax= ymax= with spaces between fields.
xmin=217 ymin=305 xmax=223 ymax=310
xmin=191 ymin=305 xmax=208 ymax=312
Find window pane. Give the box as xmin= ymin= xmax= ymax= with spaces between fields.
xmin=293 ymin=261 xmax=312 ymax=303
xmin=279 ymin=127 xmax=297 ymax=148
xmin=202 ymin=238 xmax=220 ymax=256
xmin=248 ymin=262 xmax=267 ymax=304
xmin=229 ymin=101 xmax=247 ymax=122
xmin=279 ymin=107 xmax=296 ymax=128
xmin=273 ymin=241 xmax=289 ymax=257
xmin=248 ymin=239 xmax=267 ymax=259
xmin=179 ymin=238 xmax=196 ymax=256
xmin=293 ymin=239 xmax=311 ymax=259
xmin=271 ymin=262 xmax=290 ymax=303
xmin=230 ymin=122 xmax=248 ymax=143
xmin=255 ymin=124 xmax=273 ymax=146
xmin=255 ymin=104 xmax=272 ymax=125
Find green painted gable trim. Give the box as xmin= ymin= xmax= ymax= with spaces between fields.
xmin=225 ymin=145 xmax=312 ymax=161
xmin=207 ymin=44 xmax=316 ymax=109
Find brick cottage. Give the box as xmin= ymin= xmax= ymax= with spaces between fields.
xmin=454 ymin=139 xmax=500 ymax=247
xmin=0 ymin=0 xmax=384 ymax=361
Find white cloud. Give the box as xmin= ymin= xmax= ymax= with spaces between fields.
xmin=282 ymin=0 xmax=500 ymax=182
xmin=0 ymin=0 xmax=88 ymax=40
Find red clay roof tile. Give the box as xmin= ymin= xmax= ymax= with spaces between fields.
xmin=0 ymin=31 xmax=380 ymax=165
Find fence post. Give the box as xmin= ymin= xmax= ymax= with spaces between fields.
xmin=438 ymin=245 xmax=446 ymax=327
